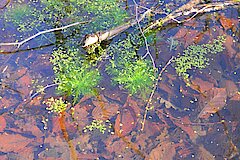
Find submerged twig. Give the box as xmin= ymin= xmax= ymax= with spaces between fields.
xmin=0 ymin=21 xmax=89 ymax=48
xmin=132 ymin=0 xmax=156 ymax=68
xmin=30 ymin=83 xmax=59 ymax=99
xmin=141 ymin=56 xmax=174 ymax=131
xmin=0 ymin=0 xmax=10 ymax=9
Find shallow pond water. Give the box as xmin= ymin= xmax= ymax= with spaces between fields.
xmin=0 ymin=0 xmax=239 ymax=159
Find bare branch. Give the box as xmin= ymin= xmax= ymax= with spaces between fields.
xmin=144 ymin=1 xmax=238 ymax=32
xmin=141 ymin=56 xmax=175 ymax=131
xmin=0 ymin=21 xmax=89 ymax=48
xmin=132 ymin=0 xmax=156 ymax=68
xmin=82 ymin=9 xmax=151 ymax=47
xmin=30 ymin=83 xmax=59 ymax=99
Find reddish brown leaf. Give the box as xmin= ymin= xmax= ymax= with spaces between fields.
xmin=41 ymin=136 xmax=70 ymax=159
xmin=165 ymin=73 xmax=177 ymax=81
xmin=0 ymin=133 xmax=33 ymax=152
xmin=174 ymin=116 xmax=198 ymax=142
xmin=52 ymin=114 xmax=77 ymax=136
xmin=230 ymin=92 xmax=240 ymax=101
xmin=126 ymin=96 xmax=142 ymax=116
xmin=78 ymin=95 xmax=92 ymax=104
xmin=198 ymin=145 xmax=215 ymax=160
xmin=92 ymin=95 xmax=119 ymax=120
xmin=144 ymin=121 xmax=165 ymax=137
xmin=0 ymin=97 xmax=17 ymax=109
xmin=219 ymin=14 xmax=235 ymax=30
xmin=148 ymin=140 xmax=176 ymax=160
xmin=29 ymin=96 xmax=43 ymax=106
xmin=18 ymin=146 xmax=34 ymax=160
xmin=17 ymin=73 xmax=32 ymax=97
xmin=176 ymin=142 xmax=192 ymax=158
xmin=16 ymin=67 xmax=27 ymax=77
xmin=198 ymin=88 xmax=227 ymax=119
xmin=18 ymin=74 xmax=32 ymax=87
xmin=0 ymin=116 xmax=6 ymax=132
xmin=224 ymin=35 xmax=237 ymax=58
xmin=11 ymin=116 xmax=43 ymax=139
xmin=193 ymin=32 xmax=204 ymax=44
xmin=115 ymin=107 xmax=136 ymax=137
xmin=104 ymin=89 xmax=127 ymax=102
xmin=105 ymin=138 xmax=136 ymax=158
xmin=190 ymin=78 xmax=214 ymax=93
xmin=224 ymin=80 xmax=238 ymax=98
xmin=159 ymin=82 xmax=174 ymax=95
xmin=174 ymin=28 xmax=199 ymax=47
xmin=71 ymin=105 xmax=89 ymax=128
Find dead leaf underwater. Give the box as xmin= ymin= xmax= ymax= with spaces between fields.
xmin=198 ymin=88 xmax=227 ymax=119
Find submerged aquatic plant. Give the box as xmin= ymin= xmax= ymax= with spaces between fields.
xmin=44 ymin=97 xmax=69 ymax=114
xmin=173 ymin=36 xmax=225 ymax=79
xmin=82 ymin=0 xmax=129 ymax=30
xmin=50 ymin=48 xmax=101 ymax=104
xmin=108 ymin=59 xmax=156 ymax=96
xmin=106 ymin=35 xmax=156 ymax=97
xmin=83 ymin=119 xmax=112 ymax=134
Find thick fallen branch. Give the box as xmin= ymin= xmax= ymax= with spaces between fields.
xmin=83 ymin=0 xmax=238 ymax=47
xmin=82 ymin=9 xmax=151 ymax=47
xmin=145 ymin=1 xmax=239 ymax=32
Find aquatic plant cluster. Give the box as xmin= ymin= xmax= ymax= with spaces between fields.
xmin=4 ymin=4 xmax=43 ymax=32
xmin=50 ymin=48 xmax=101 ymax=104
xmin=106 ymin=36 xmax=156 ymax=97
xmin=3 ymin=0 xmax=128 ymax=33
xmin=83 ymin=119 xmax=111 ymax=134
xmin=43 ymin=97 xmax=69 ymax=114
xmin=173 ymin=36 xmax=226 ymax=79
xmin=50 ymin=34 xmax=156 ymax=103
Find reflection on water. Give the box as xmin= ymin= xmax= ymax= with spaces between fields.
xmin=0 ymin=0 xmax=239 ymax=159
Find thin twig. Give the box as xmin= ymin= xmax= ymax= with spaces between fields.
xmin=0 ymin=21 xmax=89 ymax=48
xmin=30 ymin=83 xmax=59 ymax=99
xmin=0 ymin=0 xmax=10 ymax=9
xmin=141 ymin=56 xmax=174 ymax=131
xmin=132 ymin=0 xmax=156 ymax=68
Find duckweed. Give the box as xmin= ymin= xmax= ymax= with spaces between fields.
xmin=173 ymin=36 xmax=225 ymax=79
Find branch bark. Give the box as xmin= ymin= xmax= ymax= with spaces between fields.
xmin=82 ymin=9 xmax=151 ymax=47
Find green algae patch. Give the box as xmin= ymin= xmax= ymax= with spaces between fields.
xmin=44 ymin=97 xmax=69 ymax=114
xmin=4 ymin=3 xmax=43 ymax=32
xmin=173 ymin=36 xmax=226 ymax=79
xmin=3 ymin=0 xmax=129 ymax=35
